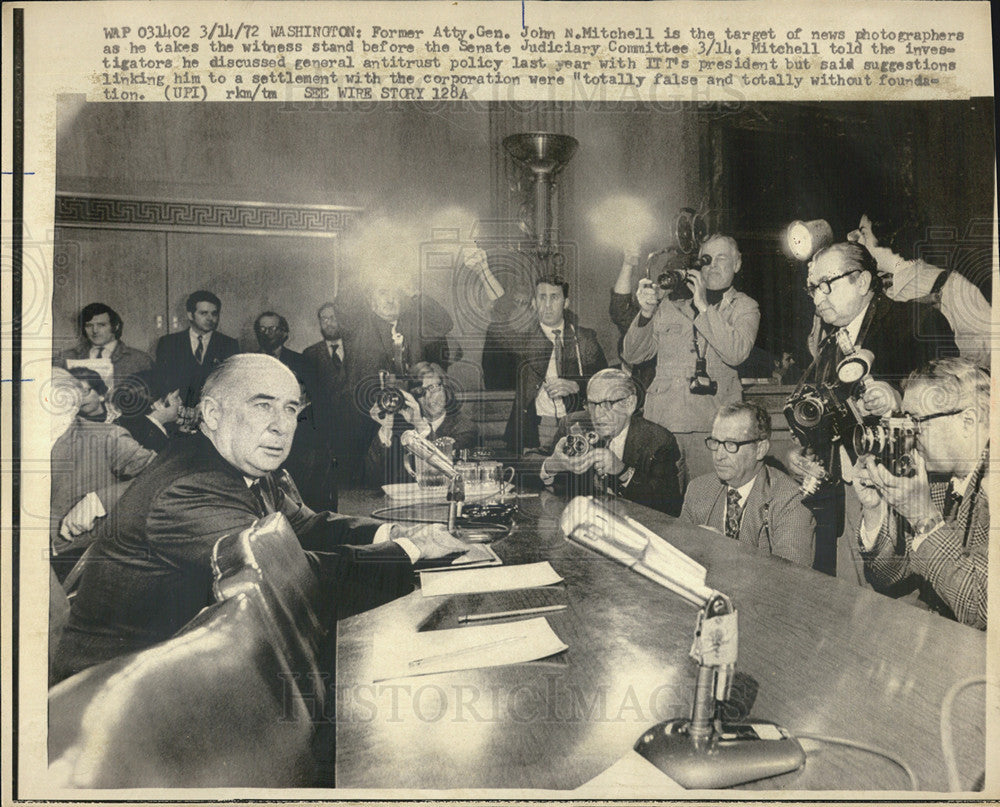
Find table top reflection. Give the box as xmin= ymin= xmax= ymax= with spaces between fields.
xmin=334 ymin=490 xmax=986 ymax=793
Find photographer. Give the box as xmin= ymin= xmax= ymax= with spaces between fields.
xmin=610 ymin=247 xmax=687 ymax=393
xmin=527 ymin=369 xmax=685 ymax=515
xmin=853 ymin=358 xmax=988 ymax=629
xmin=788 ymin=242 xmax=958 ymax=578
xmin=364 ymin=362 xmax=477 ymax=486
xmin=622 ymin=234 xmax=759 ymax=482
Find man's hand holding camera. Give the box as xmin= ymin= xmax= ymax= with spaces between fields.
xmin=636 ymin=277 xmax=660 ymax=317
xmin=588 ymin=447 xmax=625 ymax=477
xmin=857 ymin=378 xmax=902 ymax=418
xmin=543 ymin=435 xmax=598 ymax=477
xmin=370 ymin=388 xmax=429 ymax=444
xmin=854 ymin=451 xmax=938 ymax=549
xmin=686 ymin=269 xmax=709 ymax=313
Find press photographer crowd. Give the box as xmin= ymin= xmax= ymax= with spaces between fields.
xmin=45 ymin=196 xmax=991 ymax=706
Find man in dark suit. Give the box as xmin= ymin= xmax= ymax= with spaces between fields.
xmin=365 ymin=361 xmax=478 ymax=487
xmin=334 ymin=283 xmax=456 ymax=475
xmin=528 ymin=369 xmax=684 ymax=516
xmin=789 ymin=242 xmax=959 ymax=577
xmin=854 ymin=358 xmax=988 ymax=629
xmin=56 ymin=302 xmax=153 ymax=392
xmin=113 ymin=378 xmax=182 ymax=452
xmin=302 ymin=302 xmax=347 ymax=422
xmin=153 ymin=290 xmax=240 ymax=409
xmin=52 ymin=354 xmax=475 ymax=683
xmin=254 ymin=311 xmax=306 ymax=380
xmin=503 ymin=275 xmax=608 ymax=455
xmin=680 ymin=401 xmax=815 ymax=568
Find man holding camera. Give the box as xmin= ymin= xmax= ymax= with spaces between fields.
xmin=503 ymin=275 xmax=608 ymax=454
xmin=528 ymin=368 xmax=685 ymax=516
xmin=853 ymin=358 xmax=988 ymax=629
xmin=365 ymin=361 xmax=477 ymax=486
xmin=622 ymin=234 xmax=759 ymax=482
xmin=789 ymin=241 xmax=958 ymax=577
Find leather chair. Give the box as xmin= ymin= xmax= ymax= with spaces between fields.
xmin=48 ymin=513 xmax=327 ymax=788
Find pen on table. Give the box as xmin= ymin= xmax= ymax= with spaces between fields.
xmin=409 ymin=635 xmax=526 ymax=667
xmin=458 ymin=604 xmax=567 ymax=624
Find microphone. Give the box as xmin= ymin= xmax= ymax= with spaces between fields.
xmin=399 ymin=430 xmax=457 ymax=480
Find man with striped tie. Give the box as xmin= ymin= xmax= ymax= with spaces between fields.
xmin=679 ymin=401 xmax=815 ymax=568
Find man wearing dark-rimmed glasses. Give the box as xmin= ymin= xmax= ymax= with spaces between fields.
xmin=854 ymin=358 xmax=988 ymax=629
xmin=528 ymin=368 xmax=684 ymax=515
xmin=788 ymin=241 xmax=958 ymax=579
xmin=680 ymin=401 xmax=815 ymax=567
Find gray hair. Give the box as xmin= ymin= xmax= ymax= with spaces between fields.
xmin=905 ymin=358 xmax=990 ymax=421
xmin=588 ymin=367 xmax=638 ymax=399
xmin=716 ymin=400 xmax=771 ymax=440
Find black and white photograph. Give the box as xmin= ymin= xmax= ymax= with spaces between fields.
xmin=2 ymin=0 xmax=996 ymax=802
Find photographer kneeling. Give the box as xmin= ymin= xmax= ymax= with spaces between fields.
xmin=853 ymin=358 xmax=988 ymax=630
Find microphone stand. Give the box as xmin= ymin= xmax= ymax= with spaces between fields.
xmin=634 ymin=593 xmax=805 ymax=788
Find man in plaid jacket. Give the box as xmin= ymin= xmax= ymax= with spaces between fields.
xmin=854 ymin=358 xmax=988 ymax=630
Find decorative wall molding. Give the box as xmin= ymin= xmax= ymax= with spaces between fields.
xmin=55 ymin=193 xmax=362 ymax=238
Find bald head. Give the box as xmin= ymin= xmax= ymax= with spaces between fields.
xmin=200 ymin=355 xmax=302 ymax=477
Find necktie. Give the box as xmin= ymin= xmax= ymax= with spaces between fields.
xmin=195 ymin=335 xmax=204 ymax=365
xmin=95 ymin=347 xmax=103 ymax=358
xmin=552 ymin=328 xmax=563 ymax=373
xmin=725 ymin=487 xmax=744 ymax=541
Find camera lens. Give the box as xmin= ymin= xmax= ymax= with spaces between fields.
xmin=793 ymin=396 xmax=824 ymax=427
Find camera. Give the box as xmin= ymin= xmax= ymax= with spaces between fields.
xmin=854 ymin=415 xmax=918 ymax=477
xmin=375 ymin=386 xmax=406 ymax=417
xmin=656 ymin=269 xmax=694 ymax=302
xmin=564 ymin=430 xmax=600 ymax=457
xmin=785 ymin=381 xmax=863 ymax=450
xmin=784 ymin=381 xmax=866 ymax=496
xmin=688 ymin=358 xmax=718 ymax=396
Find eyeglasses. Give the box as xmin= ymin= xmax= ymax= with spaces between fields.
xmin=256 ymin=325 xmax=284 ymax=333
xmin=422 ymin=381 xmax=445 ymax=393
xmin=906 ymin=408 xmax=964 ymax=425
xmin=705 ymin=436 xmax=762 ymax=454
xmin=586 ymin=395 xmax=632 ymax=414
xmin=805 ymin=269 xmax=861 ymax=297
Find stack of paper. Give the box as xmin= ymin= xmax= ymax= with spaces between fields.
xmin=371 ymin=616 xmax=567 ymax=681
xmin=419 ymin=561 xmax=563 ymax=597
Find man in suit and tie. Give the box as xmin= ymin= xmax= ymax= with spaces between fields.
xmin=302 ymin=302 xmax=346 ymax=414
xmin=153 ymin=290 xmax=240 ymax=409
xmin=503 ymin=275 xmax=608 ymax=455
xmin=253 ymin=311 xmax=306 ymax=380
xmin=680 ymin=401 xmax=815 ymax=568
xmin=788 ymin=242 xmax=958 ymax=577
xmin=56 ymin=302 xmax=153 ymax=392
xmin=529 ymin=368 xmax=685 ymax=516
xmin=53 ymin=354 xmax=476 ymax=684
xmin=302 ymin=303 xmax=349 ymax=483
xmin=854 ymin=358 xmax=988 ymax=629
xmin=365 ymin=361 xmax=478 ymax=486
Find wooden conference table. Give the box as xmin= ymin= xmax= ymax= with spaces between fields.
xmin=335 ymin=490 xmax=986 ymax=792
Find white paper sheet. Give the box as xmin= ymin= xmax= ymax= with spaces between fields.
xmin=419 ymin=561 xmax=562 ymax=597
xmin=371 ymin=617 xmax=568 ymax=681
xmin=573 ymin=751 xmax=684 ymax=794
